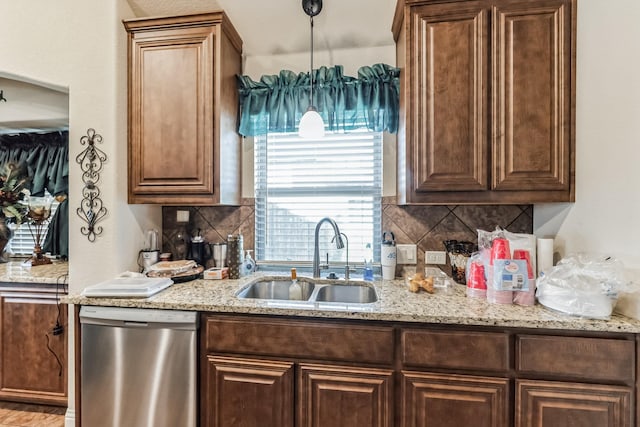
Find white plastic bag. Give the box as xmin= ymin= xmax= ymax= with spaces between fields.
xmin=536 ymin=253 xmax=625 ymax=319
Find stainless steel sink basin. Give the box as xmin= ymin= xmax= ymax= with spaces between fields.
xmin=236 ymin=279 xmax=315 ymax=300
xmin=236 ymin=277 xmax=379 ymax=306
xmin=314 ymin=284 xmax=378 ymax=303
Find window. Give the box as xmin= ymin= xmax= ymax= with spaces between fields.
xmin=255 ymin=129 xmax=382 ymax=265
xmin=8 ymin=197 xmax=59 ymax=256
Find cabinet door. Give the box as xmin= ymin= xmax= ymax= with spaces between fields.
xmin=408 ymin=3 xmax=489 ymax=192
xmin=128 ymin=24 xmax=215 ymax=200
xmin=203 ymin=356 xmax=294 ymax=427
xmin=516 ymin=380 xmax=632 ymax=427
xmin=0 ymin=295 xmax=67 ymax=405
xmin=492 ymin=0 xmax=573 ymax=195
xmin=402 ymin=371 xmax=509 ymax=427
xmin=298 ymin=364 xmax=393 ymax=427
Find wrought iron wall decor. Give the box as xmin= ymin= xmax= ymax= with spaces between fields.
xmin=76 ymin=128 xmax=107 ymax=242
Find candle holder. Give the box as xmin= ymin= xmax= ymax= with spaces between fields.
xmin=26 ymin=195 xmax=53 ymax=266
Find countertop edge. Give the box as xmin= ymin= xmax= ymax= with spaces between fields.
xmin=64 ymin=273 xmax=640 ymax=334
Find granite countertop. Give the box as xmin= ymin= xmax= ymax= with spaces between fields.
xmin=0 ymin=260 xmax=68 ymax=284
xmin=64 ymin=272 xmax=640 ymax=334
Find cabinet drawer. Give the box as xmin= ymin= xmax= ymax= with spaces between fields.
xmin=516 ymin=335 xmax=635 ymax=383
xmin=401 ymin=329 xmax=509 ymax=372
xmin=205 ymin=316 xmax=394 ymax=365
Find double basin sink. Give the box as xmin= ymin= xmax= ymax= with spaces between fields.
xmin=236 ymin=276 xmax=378 ymax=308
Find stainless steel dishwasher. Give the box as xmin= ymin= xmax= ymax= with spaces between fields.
xmin=80 ymin=306 xmax=198 ymax=427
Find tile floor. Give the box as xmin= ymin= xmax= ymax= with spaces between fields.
xmin=0 ymin=402 xmax=65 ymax=427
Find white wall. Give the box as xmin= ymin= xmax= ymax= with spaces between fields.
xmin=0 ymin=1 xmax=162 ymax=424
xmin=0 ymin=0 xmax=162 ymax=291
xmin=534 ymin=1 xmax=640 ymax=270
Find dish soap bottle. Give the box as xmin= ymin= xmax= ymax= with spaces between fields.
xmin=363 ymin=243 xmax=374 ymax=281
xmin=289 ymin=268 xmax=302 ymax=300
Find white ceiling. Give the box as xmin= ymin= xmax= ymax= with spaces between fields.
xmin=127 ymin=0 xmax=397 ymax=56
xmin=0 ymin=77 xmax=68 ymax=135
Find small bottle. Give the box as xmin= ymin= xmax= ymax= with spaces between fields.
xmin=241 ymin=250 xmax=256 ymax=276
xmin=289 ymin=268 xmax=302 ymax=300
xmin=363 ymin=243 xmax=374 ymax=281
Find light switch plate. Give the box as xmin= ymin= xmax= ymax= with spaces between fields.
xmin=425 ymin=250 xmax=447 ymax=265
xmin=396 ymin=244 xmax=417 ymax=265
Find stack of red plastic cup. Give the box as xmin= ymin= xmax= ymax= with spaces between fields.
xmin=466 ymin=260 xmax=487 ymax=299
xmin=513 ymin=249 xmax=536 ymax=306
xmin=489 ymin=238 xmax=511 ymax=264
xmin=487 ymin=238 xmax=514 ymax=304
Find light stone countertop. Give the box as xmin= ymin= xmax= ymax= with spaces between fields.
xmin=0 ymin=260 xmax=68 ymax=284
xmin=64 ymin=272 xmax=640 ymax=334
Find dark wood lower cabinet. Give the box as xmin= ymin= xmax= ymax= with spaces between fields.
xmin=0 ymin=293 xmax=67 ymax=406
xmin=402 ymin=371 xmax=509 ymax=427
xmin=298 ymin=364 xmax=393 ymax=427
xmin=516 ymin=380 xmax=632 ymax=427
xmin=202 ymin=314 xmax=636 ymax=427
xmin=204 ymin=356 xmax=294 ymax=427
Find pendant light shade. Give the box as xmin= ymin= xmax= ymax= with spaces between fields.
xmin=299 ymin=0 xmax=325 ymax=139
xmin=299 ymin=106 xmax=325 ymax=139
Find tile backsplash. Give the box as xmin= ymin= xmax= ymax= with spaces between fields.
xmin=163 ymin=198 xmax=532 ymax=270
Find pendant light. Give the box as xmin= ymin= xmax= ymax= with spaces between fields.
xmin=299 ymin=0 xmax=325 ymax=139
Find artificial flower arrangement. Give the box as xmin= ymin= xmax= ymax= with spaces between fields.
xmin=0 ymin=162 xmax=31 ymax=224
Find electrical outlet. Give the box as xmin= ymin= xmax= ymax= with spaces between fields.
xmin=396 ymin=244 xmax=417 ymax=264
xmin=176 ymin=210 xmax=190 ymax=223
xmin=425 ymin=250 xmax=447 ymax=265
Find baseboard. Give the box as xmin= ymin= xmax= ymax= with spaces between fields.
xmin=65 ymin=408 xmax=76 ymax=427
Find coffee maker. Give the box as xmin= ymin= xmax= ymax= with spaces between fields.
xmin=139 ymin=229 xmax=159 ymax=271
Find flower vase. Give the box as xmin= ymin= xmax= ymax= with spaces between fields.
xmin=0 ymin=220 xmax=12 ymax=262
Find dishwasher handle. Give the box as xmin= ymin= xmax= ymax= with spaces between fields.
xmin=80 ymin=306 xmax=198 ymax=331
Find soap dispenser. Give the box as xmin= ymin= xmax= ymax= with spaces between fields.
xmin=240 ymin=250 xmax=256 ymax=276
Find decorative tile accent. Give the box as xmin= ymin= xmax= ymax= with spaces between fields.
xmin=162 ymin=199 xmax=532 ymax=271
xmin=381 ymin=202 xmax=533 ymax=269
xmin=162 ymin=200 xmax=255 ymax=269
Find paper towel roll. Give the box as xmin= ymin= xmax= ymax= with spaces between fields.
xmin=537 ymin=238 xmax=554 ymax=278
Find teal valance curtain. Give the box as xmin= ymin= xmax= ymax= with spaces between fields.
xmin=0 ymin=131 xmax=68 ymax=258
xmin=237 ymin=63 xmax=400 ymax=136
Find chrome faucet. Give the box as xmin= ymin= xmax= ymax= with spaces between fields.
xmin=313 ymin=217 xmax=344 ymax=278
xmin=332 ymin=232 xmax=350 ymax=280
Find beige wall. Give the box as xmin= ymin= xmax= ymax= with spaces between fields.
xmin=534 ymin=0 xmax=640 ymax=270
xmin=0 ymin=0 xmax=162 ymax=293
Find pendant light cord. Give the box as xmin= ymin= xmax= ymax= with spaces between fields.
xmin=309 ymin=15 xmax=314 ymax=109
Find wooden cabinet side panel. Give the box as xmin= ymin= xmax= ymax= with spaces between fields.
xmin=298 ymin=364 xmax=394 ymax=427
xmin=401 ymin=371 xmax=509 ymax=427
xmin=410 ymin=3 xmax=489 ymax=192
xmin=0 ymin=296 xmax=67 ymax=405
xmin=215 ymin=25 xmax=242 ymax=206
xmin=516 ymin=379 xmax=632 ymax=427
xmin=204 ymin=356 xmax=294 ymax=427
xmin=493 ymin=1 xmax=572 ymax=191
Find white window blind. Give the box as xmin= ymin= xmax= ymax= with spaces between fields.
xmin=255 ymin=129 xmax=382 ymax=264
xmin=8 ymin=200 xmax=59 ymax=256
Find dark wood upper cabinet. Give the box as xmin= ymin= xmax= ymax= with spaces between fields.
xmin=124 ymin=13 xmax=242 ymax=205
xmin=394 ymin=0 xmax=576 ymax=204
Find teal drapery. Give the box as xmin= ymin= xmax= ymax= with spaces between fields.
xmin=0 ymin=131 xmax=68 ymax=258
xmin=237 ymin=63 xmax=400 ymax=136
